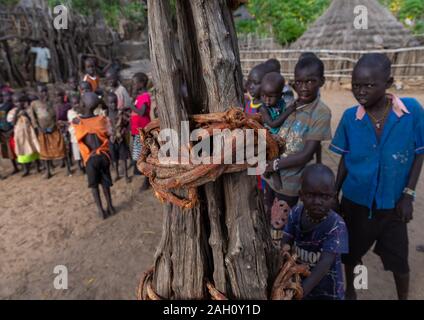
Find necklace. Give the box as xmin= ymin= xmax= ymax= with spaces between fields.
xmin=305 ymin=209 xmax=326 ymax=224
xmin=366 ymin=98 xmax=391 ymax=130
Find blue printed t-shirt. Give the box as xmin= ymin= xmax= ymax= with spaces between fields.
xmin=329 ymin=95 xmax=424 ymax=210
xmin=284 ymin=205 xmax=349 ymax=300
xmin=263 ymin=99 xmax=286 ymax=134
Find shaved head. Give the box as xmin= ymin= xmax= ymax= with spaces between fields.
xmin=354 ymin=53 xmax=392 ymax=81
xmin=82 ymin=92 xmax=100 ymax=114
xmin=301 ymin=164 xmax=335 ymax=191
xmin=265 ymin=58 xmax=281 ymax=73
xmin=261 ymin=72 xmax=285 ymax=94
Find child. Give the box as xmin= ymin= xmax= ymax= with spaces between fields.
xmin=83 ymin=58 xmax=100 ymax=92
xmin=30 ymin=40 xmax=51 ymax=84
xmin=72 ymin=92 xmax=115 ymax=219
xmin=30 ymin=83 xmax=69 ymax=178
xmin=244 ymin=64 xmax=268 ymax=114
xmin=67 ymin=94 xmax=84 ymax=173
xmin=131 ymin=72 xmax=151 ymax=190
xmin=264 ymin=58 xmax=295 ymax=105
xmin=0 ymin=90 xmax=20 ymax=175
xmin=54 ymin=89 xmax=72 ymax=170
xmin=106 ymin=92 xmax=130 ymax=183
xmin=106 ymin=70 xmax=132 ymax=110
xmin=65 ymin=76 xmax=79 ymax=103
xmin=330 ymin=53 xmax=424 ymax=300
xmin=279 ymin=164 xmax=348 ymax=300
xmin=259 ymin=72 xmax=296 ymax=135
xmin=55 ymin=89 xmax=72 ymax=123
xmin=263 ymin=56 xmax=332 ymax=240
xmin=244 ymin=64 xmax=270 ymax=191
xmin=7 ymin=92 xmax=41 ymax=176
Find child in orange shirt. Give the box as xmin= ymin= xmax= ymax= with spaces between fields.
xmin=72 ymin=92 xmax=114 ymax=219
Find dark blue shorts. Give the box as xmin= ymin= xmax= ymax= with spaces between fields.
xmin=340 ymin=197 xmax=409 ymax=274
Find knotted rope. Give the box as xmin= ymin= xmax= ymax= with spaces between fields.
xmin=137 ymin=107 xmax=284 ymax=209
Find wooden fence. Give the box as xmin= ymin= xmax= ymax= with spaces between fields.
xmin=240 ymin=47 xmax=424 ymax=89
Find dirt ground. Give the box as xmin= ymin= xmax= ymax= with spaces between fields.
xmin=1 ymin=89 xmax=423 ymax=300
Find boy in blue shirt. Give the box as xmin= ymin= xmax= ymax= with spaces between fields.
xmin=330 ymin=53 xmax=424 ymax=300
xmin=279 ymin=164 xmax=348 ymax=300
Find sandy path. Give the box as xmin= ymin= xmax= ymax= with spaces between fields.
xmin=1 ymin=89 xmax=423 ymax=300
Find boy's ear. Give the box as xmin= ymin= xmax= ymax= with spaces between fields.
xmin=319 ymin=76 xmax=326 ymax=88
xmin=386 ymin=77 xmax=394 ymax=89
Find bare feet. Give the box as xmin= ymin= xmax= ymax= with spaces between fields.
xmin=97 ymin=209 xmax=108 ymax=220
xmin=140 ymin=177 xmax=150 ymax=191
xmin=107 ymin=206 xmax=116 ymax=216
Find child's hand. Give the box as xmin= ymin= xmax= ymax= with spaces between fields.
xmin=286 ymin=103 xmax=297 ymax=114
xmin=281 ymin=244 xmax=291 ymax=254
xmin=265 ymin=160 xmax=276 ymax=173
xmin=396 ymin=194 xmax=414 ymax=223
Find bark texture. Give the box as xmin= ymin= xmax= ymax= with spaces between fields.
xmin=147 ymin=0 xmax=276 ymax=300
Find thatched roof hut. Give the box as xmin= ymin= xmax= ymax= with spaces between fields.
xmin=291 ymin=0 xmax=420 ymax=50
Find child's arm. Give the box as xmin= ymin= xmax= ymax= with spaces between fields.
xmin=260 ymin=103 xmax=297 ymax=128
xmin=8 ymin=107 xmax=19 ymax=125
xmin=280 ymin=233 xmax=293 ymax=252
xmin=301 ymin=252 xmax=336 ymax=297
xmin=259 ymin=105 xmax=272 ymax=126
xmin=266 ymin=140 xmax=320 ymax=172
xmin=130 ymin=102 xmax=147 ymax=117
xmin=396 ymin=154 xmax=424 ymax=223
xmin=335 ymin=156 xmax=348 ymax=195
xmin=266 ymin=109 xmax=331 ymax=172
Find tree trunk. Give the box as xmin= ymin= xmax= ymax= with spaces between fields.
xmin=147 ymin=0 xmax=276 ymax=300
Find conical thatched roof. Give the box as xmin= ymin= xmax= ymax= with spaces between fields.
xmin=291 ymin=0 xmax=420 ymax=50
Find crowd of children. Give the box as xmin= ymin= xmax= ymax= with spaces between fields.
xmin=245 ymin=54 xmax=423 ymax=300
xmin=0 ymin=58 xmax=153 ymax=218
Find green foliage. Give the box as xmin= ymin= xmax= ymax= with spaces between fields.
xmin=380 ymin=0 xmax=424 ymax=34
xmin=236 ymin=0 xmax=331 ymax=45
xmin=237 ymin=0 xmax=424 ymax=45
xmin=2 ymin=0 xmax=20 ymax=6
xmin=47 ymin=0 xmax=146 ymax=28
